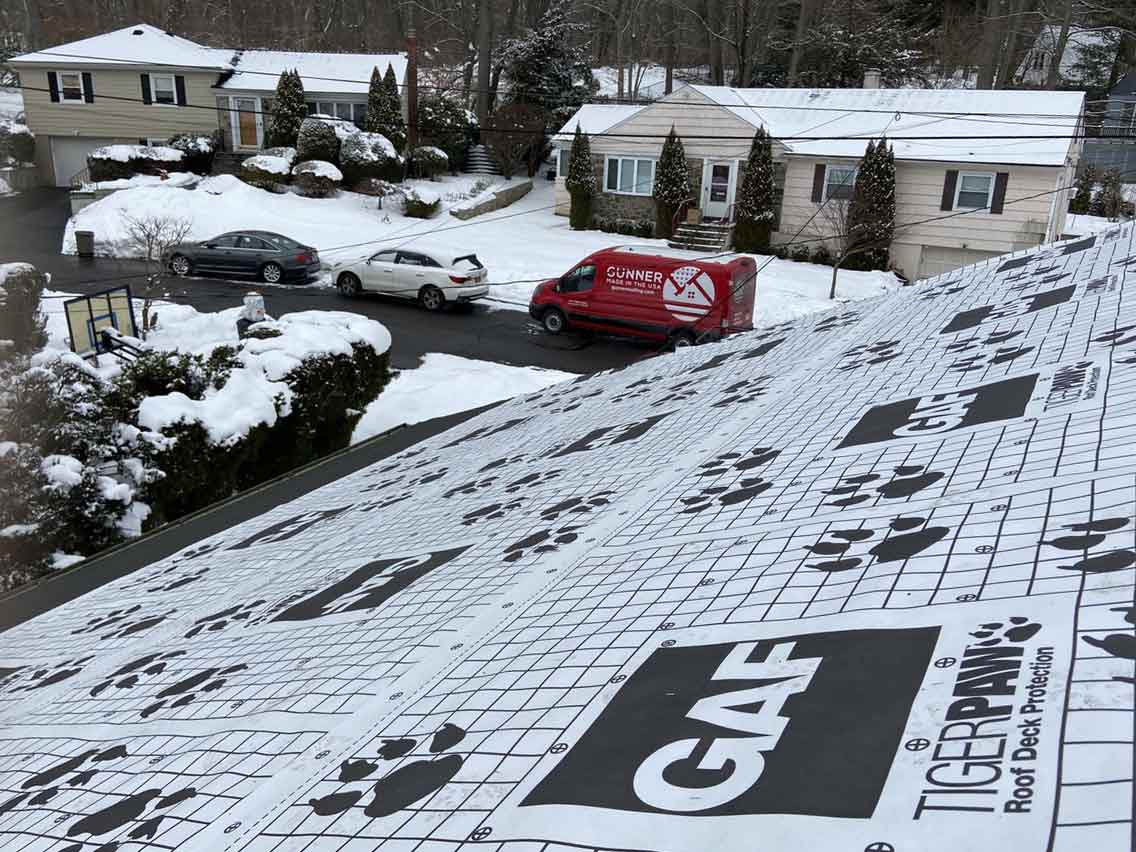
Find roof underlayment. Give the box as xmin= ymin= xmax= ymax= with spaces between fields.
xmin=1 ymin=221 xmax=1135 ymax=851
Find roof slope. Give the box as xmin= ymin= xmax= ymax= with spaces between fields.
xmin=9 ymin=23 xmax=231 ymax=70
xmin=1 ymin=222 xmax=1134 ymax=849
xmin=219 ymin=49 xmax=407 ymax=94
xmin=554 ymin=102 xmax=647 ymax=141
xmin=687 ymin=84 xmax=1085 ymax=166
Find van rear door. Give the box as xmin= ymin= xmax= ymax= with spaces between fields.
xmin=727 ymin=259 xmax=756 ymax=333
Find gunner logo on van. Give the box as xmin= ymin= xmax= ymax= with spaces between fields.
xmin=664 ymin=266 xmax=717 ymax=322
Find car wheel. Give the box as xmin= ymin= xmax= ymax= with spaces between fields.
xmin=419 ymin=285 xmax=445 ymax=312
xmin=261 ymin=262 xmax=284 ymax=284
xmin=670 ymin=329 xmax=697 ymax=349
xmin=337 ymin=272 xmax=361 ymax=298
xmin=170 ymin=254 xmax=191 ymax=277
xmin=542 ymin=308 xmax=566 ymax=335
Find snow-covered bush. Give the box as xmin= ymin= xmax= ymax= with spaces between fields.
xmin=88 ymin=145 xmax=187 ymax=181
xmin=0 ymin=123 xmax=34 ymax=165
xmin=292 ymin=160 xmax=342 ymax=197
xmin=0 ymin=263 xmax=47 ymax=360
xmin=296 ymin=117 xmax=341 ymax=164
xmin=353 ymin=178 xmax=400 ymax=198
xmin=262 ymin=146 xmax=297 ymax=165
xmin=418 ymin=94 xmax=475 ymax=171
xmin=166 ymin=132 xmax=217 ymax=174
xmin=340 ymin=131 xmax=401 ymax=185
xmin=404 ymin=186 xmax=440 ymax=218
xmin=411 ymin=146 xmax=448 ymax=180
xmin=241 ymin=153 xmax=293 ymax=191
xmin=652 ymin=128 xmax=690 ymax=239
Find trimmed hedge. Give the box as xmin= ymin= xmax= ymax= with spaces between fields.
xmin=292 ymin=160 xmax=342 ymax=198
xmin=87 ymin=145 xmax=188 ymax=181
xmin=411 ymin=146 xmax=448 ymax=180
xmin=404 ymin=188 xmax=440 ymax=218
xmin=592 ymin=216 xmax=654 ymax=238
xmin=340 ymin=132 xmax=402 ymax=186
xmin=166 ymin=133 xmax=217 ymax=174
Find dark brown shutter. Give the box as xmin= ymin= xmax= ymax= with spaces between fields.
xmin=47 ymin=71 xmax=59 ymax=102
xmin=811 ymin=163 xmax=825 ymax=203
xmin=81 ymin=72 xmax=94 ymax=103
xmin=940 ymin=170 xmax=958 ymax=211
xmin=175 ymin=75 xmax=187 ymax=106
xmin=140 ymin=73 xmax=152 ymax=104
xmin=990 ymin=172 xmax=1009 ymax=214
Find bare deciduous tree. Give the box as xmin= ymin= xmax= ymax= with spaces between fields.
xmin=120 ymin=213 xmax=191 ymax=339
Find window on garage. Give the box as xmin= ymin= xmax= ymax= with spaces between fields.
xmin=58 ymin=72 xmax=84 ymax=102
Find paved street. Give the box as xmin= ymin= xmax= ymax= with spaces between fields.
xmin=0 ymin=189 xmax=652 ymax=372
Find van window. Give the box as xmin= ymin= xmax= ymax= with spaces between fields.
xmin=561 ymin=264 xmax=595 ymax=293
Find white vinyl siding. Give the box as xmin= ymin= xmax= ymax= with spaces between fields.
xmin=823 ymin=164 xmax=857 ymax=201
xmin=58 ymin=71 xmax=84 ymax=102
xmin=604 ymin=156 xmax=654 ymax=195
xmin=955 ymin=172 xmax=995 ymax=209
xmin=151 ymin=73 xmax=176 ymax=106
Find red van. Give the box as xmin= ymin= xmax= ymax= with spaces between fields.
xmin=529 ymin=246 xmax=756 ymax=346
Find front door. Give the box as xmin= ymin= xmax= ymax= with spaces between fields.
xmin=703 ymin=161 xmax=733 ymax=219
xmin=364 ymin=250 xmax=399 ymax=293
xmin=233 ymin=98 xmax=261 ymax=148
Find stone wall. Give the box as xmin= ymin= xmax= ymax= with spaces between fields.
xmin=450 ymin=179 xmax=532 ymax=220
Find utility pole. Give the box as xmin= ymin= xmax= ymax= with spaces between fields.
xmin=477 ymin=0 xmax=492 ymax=127
xmin=407 ymin=1 xmax=419 ymax=147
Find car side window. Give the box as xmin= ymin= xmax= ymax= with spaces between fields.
xmin=397 ymin=252 xmax=428 ymax=266
xmin=238 ymin=236 xmax=271 ymax=250
xmin=210 ymin=235 xmax=238 ymax=248
xmin=371 ymin=250 xmax=397 ymax=263
xmin=562 ymin=265 xmax=596 ymax=293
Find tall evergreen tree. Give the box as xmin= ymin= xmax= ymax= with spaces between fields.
xmin=734 ymin=128 xmax=776 ymax=252
xmin=364 ymin=66 xmax=385 ymax=135
xmin=1070 ymin=165 xmax=1097 ymax=215
xmin=382 ymin=64 xmax=407 ymax=150
xmin=844 ymin=138 xmax=895 ymax=276
xmin=653 ymin=127 xmax=691 ymax=239
xmin=565 ymin=126 xmax=596 ymax=231
xmin=267 ymin=69 xmax=307 ymax=148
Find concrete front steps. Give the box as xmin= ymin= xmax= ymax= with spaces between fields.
xmin=668 ymin=220 xmax=733 ymax=252
xmin=465 ymin=144 xmax=501 ymax=175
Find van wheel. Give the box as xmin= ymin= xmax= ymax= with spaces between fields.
xmin=420 ymin=285 xmax=445 ymax=312
xmin=542 ymin=308 xmax=566 ymax=335
xmin=671 ymin=330 xmax=697 ymax=349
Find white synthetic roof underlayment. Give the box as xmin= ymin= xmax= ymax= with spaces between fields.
xmin=2 ymin=222 xmax=1136 ymax=850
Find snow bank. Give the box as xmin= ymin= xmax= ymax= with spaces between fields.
xmin=41 ymin=455 xmax=83 ymax=489
xmin=1065 ymin=213 xmax=1127 ymax=237
xmin=0 ymin=262 xmax=38 ymax=286
xmin=353 ymin=353 xmax=574 ymax=442
xmin=244 ymin=154 xmax=292 ymax=176
xmin=91 ymin=144 xmax=184 ymax=163
xmin=81 ymin=173 xmax=198 ymax=192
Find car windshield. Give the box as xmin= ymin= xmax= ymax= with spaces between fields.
xmin=452 ymin=254 xmax=483 ymax=270
xmin=260 ymin=234 xmax=301 ymax=250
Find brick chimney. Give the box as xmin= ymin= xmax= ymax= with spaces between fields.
xmin=862 ymin=68 xmax=881 ymax=89
xmin=406 ymin=28 xmax=419 ymax=147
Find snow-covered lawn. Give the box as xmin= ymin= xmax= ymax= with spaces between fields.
xmin=353 ymin=353 xmax=574 ymax=443
xmin=1065 ymin=213 xmax=1128 ymax=237
xmin=63 ymin=175 xmax=901 ymax=322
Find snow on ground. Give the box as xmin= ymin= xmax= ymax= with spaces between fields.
xmin=353 ymin=353 xmax=575 ymax=442
xmin=80 ymin=173 xmax=199 ymax=192
xmin=61 ymin=174 xmax=902 ymax=323
xmin=1065 ymin=213 xmax=1128 ymax=237
xmin=592 ymin=65 xmax=668 ymax=100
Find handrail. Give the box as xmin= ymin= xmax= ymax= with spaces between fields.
xmin=671 ymin=195 xmax=696 ymax=235
xmin=69 ymin=165 xmax=90 ymax=189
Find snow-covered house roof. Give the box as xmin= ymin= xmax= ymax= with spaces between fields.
xmin=0 ymin=218 xmax=1133 ymax=850
xmin=218 ymin=49 xmax=407 ymax=95
xmin=688 ymin=85 xmax=1084 ymax=166
xmin=1021 ymin=25 xmax=1116 ymax=85
xmin=553 ymin=103 xmax=647 ymax=142
xmin=8 ymin=23 xmax=232 ymax=71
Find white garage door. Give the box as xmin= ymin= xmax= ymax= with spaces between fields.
xmin=49 ymin=137 xmax=118 ymax=187
xmin=918 ymin=246 xmax=1001 ymax=280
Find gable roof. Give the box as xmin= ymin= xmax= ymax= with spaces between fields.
xmin=218 ymin=49 xmax=407 ymax=95
xmin=685 ymin=85 xmax=1084 ymax=167
xmin=9 ymin=23 xmax=231 ymax=71
xmin=0 ymin=217 xmax=1132 ymax=849
xmin=553 ymin=103 xmax=647 ymax=142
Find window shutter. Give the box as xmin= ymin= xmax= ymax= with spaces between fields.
xmin=140 ymin=73 xmax=152 ymax=105
xmin=47 ymin=71 xmax=59 ymax=102
xmin=940 ymin=170 xmax=958 ymax=211
xmin=811 ymin=163 xmax=825 ymax=203
xmin=175 ymin=75 xmax=187 ymax=106
xmin=81 ymin=72 xmax=94 ymax=103
xmin=990 ymin=172 xmax=1009 ymax=214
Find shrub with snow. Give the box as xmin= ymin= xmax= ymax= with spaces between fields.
xmin=88 ymin=145 xmax=187 ymax=182
xmin=0 ymin=263 xmax=47 ymax=359
xmin=412 ymin=145 xmax=448 ymax=180
xmin=404 ymin=186 xmax=441 ymax=218
xmin=292 ymin=160 xmax=342 ymax=197
xmin=295 ymin=117 xmax=341 ymax=165
xmin=166 ymin=132 xmax=217 ymax=174
xmin=241 ymin=153 xmax=293 ymax=191
xmin=418 ymin=94 xmax=475 ymax=171
xmin=340 ymin=131 xmax=402 ymax=185
xmin=0 ymin=122 xmax=34 ymax=165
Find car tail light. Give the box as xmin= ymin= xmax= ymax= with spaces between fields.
xmin=296 ymin=253 xmax=310 ymax=263
xmin=449 ymin=275 xmax=469 ymax=283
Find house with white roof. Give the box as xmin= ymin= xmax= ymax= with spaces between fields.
xmin=553 ymin=84 xmax=1085 ymax=280
xmin=8 ymin=24 xmax=406 ymax=186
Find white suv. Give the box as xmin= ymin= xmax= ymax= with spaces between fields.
xmin=335 ymin=244 xmax=489 ymax=311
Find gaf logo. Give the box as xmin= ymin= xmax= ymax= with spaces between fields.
xmin=521 ymin=627 xmax=938 ymax=817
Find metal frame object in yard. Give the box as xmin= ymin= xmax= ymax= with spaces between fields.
xmin=63 ymin=285 xmax=139 ymax=359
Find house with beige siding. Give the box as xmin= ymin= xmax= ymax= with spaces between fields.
xmin=553 ymin=84 xmax=1085 ymax=280
xmin=9 ymin=24 xmax=406 ymax=186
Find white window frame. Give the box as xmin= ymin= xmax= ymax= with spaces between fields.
xmin=603 ymin=156 xmax=656 ymax=196
xmin=557 ymin=148 xmax=569 ymax=177
xmin=954 ymin=171 xmax=995 ymax=210
xmin=306 ymin=100 xmax=368 ymax=127
xmin=822 ymin=164 xmax=857 ymax=202
xmin=150 ymin=73 xmax=177 ymax=106
xmin=56 ymin=70 xmax=85 ymax=103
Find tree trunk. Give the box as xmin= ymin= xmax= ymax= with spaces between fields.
xmin=975 ymin=0 xmax=1003 ymax=89
xmin=707 ymin=0 xmax=724 ymax=85
xmin=476 ymin=0 xmax=491 ymax=126
xmin=787 ymin=0 xmax=810 ymax=87
xmin=829 ymin=258 xmax=840 ymax=300
xmin=1044 ymin=0 xmax=1074 ymax=88
xmin=664 ymin=0 xmax=676 ymax=93
xmin=994 ymin=0 xmax=1025 ymax=89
